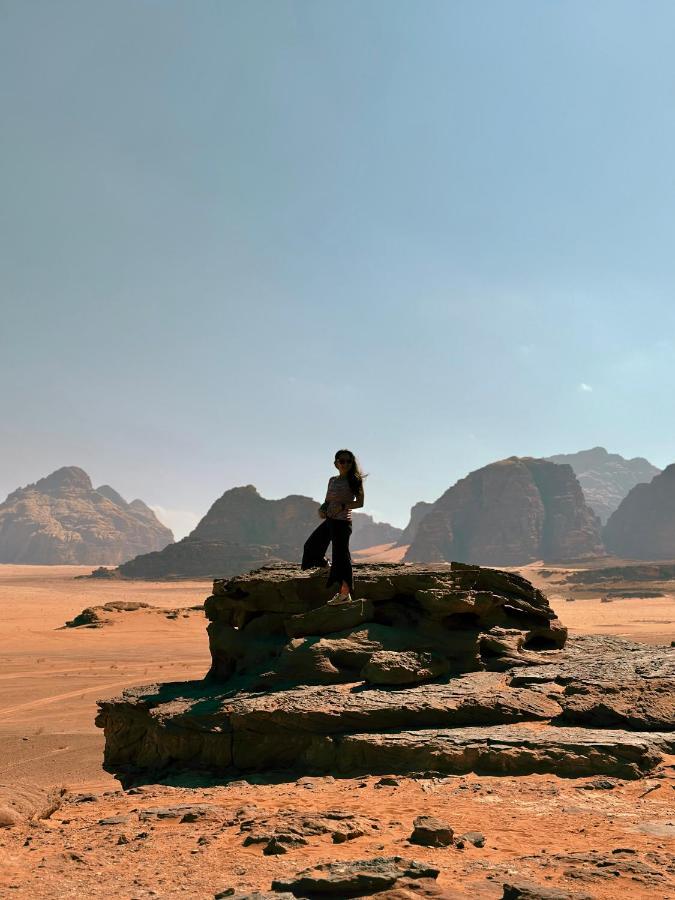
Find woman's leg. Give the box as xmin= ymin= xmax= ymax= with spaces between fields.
xmin=325 ymin=520 xmax=353 ymax=594
xmin=301 ymin=519 xmax=331 ymax=569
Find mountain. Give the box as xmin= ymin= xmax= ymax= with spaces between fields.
xmin=545 ymin=447 xmax=661 ymax=524
xmin=0 ymin=467 xmax=173 ymax=565
xmin=404 ymin=457 xmax=604 ymax=566
xmin=603 ymin=464 xmax=675 ymax=560
xmin=118 ymin=485 xmax=401 ymax=579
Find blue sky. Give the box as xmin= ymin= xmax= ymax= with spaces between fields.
xmin=2 ymin=1 xmax=674 ymax=537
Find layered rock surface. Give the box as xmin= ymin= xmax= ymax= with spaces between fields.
xmin=96 ymin=563 xmax=674 ymax=782
xmin=0 ymin=467 xmax=173 ymax=565
xmin=604 ymin=463 xmax=675 ymax=560
xmin=403 ymin=457 xmax=604 ymax=566
xmin=546 ymin=446 xmax=661 ymax=524
xmin=117 ymin=485 xmax=401 ymax=579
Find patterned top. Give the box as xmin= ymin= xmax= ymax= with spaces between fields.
xmin=324 ymin=475 xmax=357 ymax=521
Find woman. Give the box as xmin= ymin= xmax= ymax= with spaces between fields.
xmin=301 ymin=449 xmax=366 ymax=604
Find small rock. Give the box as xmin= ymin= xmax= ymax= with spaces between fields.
xmin=71 ymin=793 xmax=98 ymax=804
xmin=458 ymin=831 xmax=485 ymax=848
xmin=117 ymin=834 xmax=129 ymax=845
xmin=375 ymin=777 xmax=400 ymax=788
xmin=410 ymin=815 xmax=454 ymax=848
xmin=98 ymin=815 xmax=129 ymax=825
xmin=263 ymin=837 xmax=288 ymax=855
xmin=577 ymin=778 xmax=618 ymax=791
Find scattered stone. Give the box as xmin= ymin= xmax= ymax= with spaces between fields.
xmin=409 ymin=816 xmax=454 ymax=847
xmin=98 ymin=815 xmax=129 ymax=825
xmin=376 ymin=777 xmax=400 ymax=787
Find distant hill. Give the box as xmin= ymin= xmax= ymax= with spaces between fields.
xmin=403 ymin=456 xmax=604 ymax=566
xmin=604 ymin=464 xmax=675 ymax=560
xmin=118 ymin=484 xmax=401 ymax=579
xmin=0 ymin=467 xmax=173 ymax=564
xmin=546 ymin=447 xmax=661 ymax=524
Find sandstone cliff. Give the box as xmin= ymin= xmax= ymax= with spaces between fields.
xmin=0 ymin=467 xmax=173 ymax=565
xmin=604 ymin=463 xmax=675 ymax=560
xmin=118 ymin=485 xmax=401 ymax=579
xmin=403 ymin=457 xmax=604 ymax=566
xmin=546 ymin=446 xmax=661 ymax=524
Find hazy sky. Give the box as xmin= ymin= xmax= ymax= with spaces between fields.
xmin=2 ymin=1 xmax=675 ymax=538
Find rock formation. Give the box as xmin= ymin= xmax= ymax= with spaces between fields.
xmin=351 ymin=513 xmax=401 ymax=549
xmin=546 ymin=446 xmax=661 ymax=523
xmin=118 ymin=485 xmax=401 ymax=579
xmin=403 ymin=457 xmax=604 ymax=566
xmin=0 ymin=467 xmax=173 ymax=565
xmin=395 ymin=500 xmax=433 ymax=548
xmin=96 ymin=563 xmax=674 ymax=783
xmin=604 ymin=463 xmax=675 ymax=560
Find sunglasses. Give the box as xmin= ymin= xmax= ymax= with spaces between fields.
xmin=336 ymin=458 xmax=352 ymax=464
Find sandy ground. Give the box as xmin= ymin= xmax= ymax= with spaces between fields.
xmin=0 ymin=566 xmax=210 ymax=790
xmin=0 ymin=563 xmax=673 ymax=899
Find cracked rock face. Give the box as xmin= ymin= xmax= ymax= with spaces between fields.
xmin=95 ymin=563 xmax=674 ymax=783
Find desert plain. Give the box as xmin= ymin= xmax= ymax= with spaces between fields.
xmin=0 ymin=557 xmax=673 ymax=899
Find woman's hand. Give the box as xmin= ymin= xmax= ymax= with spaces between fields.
xmin=318 ymin=502 xmax=328 ymax=519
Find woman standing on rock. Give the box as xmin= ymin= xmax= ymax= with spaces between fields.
xmin=301 ymin=449 xmax=366 ymax=604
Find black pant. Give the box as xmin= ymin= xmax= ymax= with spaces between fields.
xmin=301 ymin=517 xmax=353 ymax=593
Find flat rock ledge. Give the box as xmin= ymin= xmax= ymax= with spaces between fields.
xmin=95 ymin=563 xmax=674 ymax=783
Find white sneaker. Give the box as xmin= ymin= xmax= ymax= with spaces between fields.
xmin=327 ymin=592 xmax=352 ymax=606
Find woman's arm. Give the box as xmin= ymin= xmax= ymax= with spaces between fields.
xmin=346 ymin=485 xmax=365 ymax=510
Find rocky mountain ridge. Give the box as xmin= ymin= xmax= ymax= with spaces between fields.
xmin=546 ymin=446 xmax=661 ymax=523
xmin=403 ymin=457 xmax=604 ymax=566
xmin=0 ymin=467 xmax=173 ymax=565
xmin=117 ymin=485 xmax=402 ymax=579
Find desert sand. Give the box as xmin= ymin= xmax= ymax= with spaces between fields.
xmin=0 ymin=563 xmax=673 ymax=899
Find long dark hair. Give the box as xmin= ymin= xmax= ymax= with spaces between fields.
xmin=334 ymin=449 xmax=368 ymax=497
